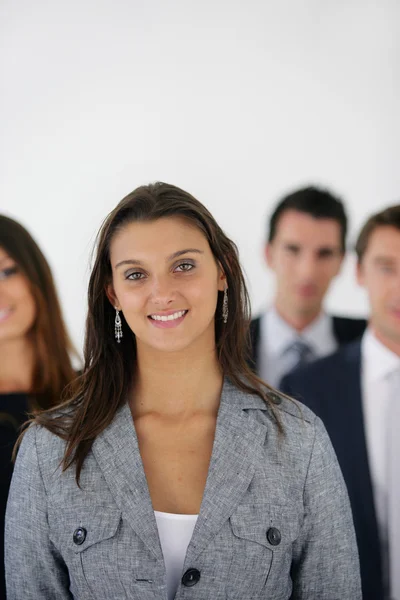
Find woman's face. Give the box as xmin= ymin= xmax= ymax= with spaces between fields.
xmin=0 ymin=247 xmax=37 ymax=344
xmin=108 ymin=216 xmax=225 ymax=354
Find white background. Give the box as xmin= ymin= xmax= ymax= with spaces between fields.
xmin=1 ymin=0 xmax=399 ymax=353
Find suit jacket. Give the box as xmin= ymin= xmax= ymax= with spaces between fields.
xmin=5 ymin=380 xmax=361 ymax=600
xmin=249 ymin=313 xmax=367 ymax=374
xmin=280 ymin=342 xmax=383 ymax=600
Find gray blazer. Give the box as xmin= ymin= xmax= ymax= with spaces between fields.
xmin=5 ymin=380 xmax=361 ymax=599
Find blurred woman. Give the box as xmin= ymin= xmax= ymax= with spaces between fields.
xmin=0 ymin=215 xmax=77 ymax=597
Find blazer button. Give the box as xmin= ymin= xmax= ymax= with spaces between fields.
xmin=182 ymin=568 xmax=201 ymax=587
xmin=269 ymin=392 xmax=282 ymax=406
xmin=73 ymin=527 xmax=87 ymax=545
xmin=266 ymin=527 xmax=281 ymax=546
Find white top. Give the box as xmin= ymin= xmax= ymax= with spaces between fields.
xmin=154 ymin=511 xmax=198 ymax=600
xmin=361 ymin=328 xmax=400 ymax=590
xmin=258 ymin=306 xmax=338 ymax=387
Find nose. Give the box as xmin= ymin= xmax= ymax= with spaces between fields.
xmin=297 ymin=253 xmax=318 ymax=280
xmin=150 ymin=275 xmax=177 ymax=306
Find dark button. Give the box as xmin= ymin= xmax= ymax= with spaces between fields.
xmin=269 ymin=392 xmax=282 ymax=406
xmin=266 ymin=527 xmax=281 ymax=546
xmin=182 ymin=568 xmax=201 ymax=587
xmin=73 ymin=527 xmax=87 ymax=545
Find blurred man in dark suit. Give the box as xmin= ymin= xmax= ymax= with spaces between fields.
xmin=281 ymin=205 xmax=400 ymax=600
xmin=250 ymin=186 xmax=366 ymax=386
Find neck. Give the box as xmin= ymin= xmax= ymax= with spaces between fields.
xmin=132 ymin=342 xmax=223 ymax=418
xmin=0 ymin=337 xmax=35 ymax=393
xmin=370 ymin=325 xmax=400 ymax=358
xmin=273 ymin=301 xmax=322 ymax=332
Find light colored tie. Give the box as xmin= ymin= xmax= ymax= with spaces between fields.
xmin=389 ymin=368 xmax=400 ymax=599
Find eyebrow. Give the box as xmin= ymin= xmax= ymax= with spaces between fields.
xmin=115 ymin=248 xmax=204 ymax=269
xmin=0 ymin=256 xmax=12 ymax=267
xmin=374 ymin=256 xmax=396 ymax=264
xmin=283 ymin=243 xmax=341 ymax=252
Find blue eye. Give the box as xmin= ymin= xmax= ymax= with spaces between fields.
xmin=175 ymin=262 xmax=194 ymax=272
xmin=126 ymin=272 xmax=145 ymax=281
xmin=0 ymin=266 xmax=18 ymax=281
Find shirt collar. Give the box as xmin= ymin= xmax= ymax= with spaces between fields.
xmin=361 ymin=327 xmax=400 ymax=382
xmin=263 ymin=305 xmax=332 ymax=357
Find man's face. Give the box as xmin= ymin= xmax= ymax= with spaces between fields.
xmin=266 ymin=210 xmax=344 ymax=319
xmin=357 ymin=225 xmax=400 ymax=347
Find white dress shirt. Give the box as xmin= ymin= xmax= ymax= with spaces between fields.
xmin=258 ymin=306 xmax=338 ymax=388
xmin=361 ymin=328 xmax=400 ymax=595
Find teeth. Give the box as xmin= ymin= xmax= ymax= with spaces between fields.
xmin=0 ymin=309 xmax=11 ymax=319
xmin=151 ymin=310 xmax=186 ymax=322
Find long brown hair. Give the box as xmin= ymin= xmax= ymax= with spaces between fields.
xmin=0 ymin=215 xmax=78 ymax=410
xmin=33 ymin=183 xmax=282 ymax=483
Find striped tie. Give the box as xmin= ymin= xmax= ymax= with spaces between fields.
xmin=287 ymin=339 xmax=315 ymax=371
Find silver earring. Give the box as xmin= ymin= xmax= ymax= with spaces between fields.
xmin=114 ymin=307 xmax=123 ymax=342
xmin=222 ymin=287 xmax=228 ymax=324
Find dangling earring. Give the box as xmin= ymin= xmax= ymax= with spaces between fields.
xmin=222 ymin=287 xmax=228 ymax=324
xmin=115 ymin=307 xmax=123 ymax=342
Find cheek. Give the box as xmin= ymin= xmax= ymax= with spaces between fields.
xmin=18 ymin=287 xmax=37 ymax=325
xmin=7 ymin=279 xmax=37 ymax=331
xmin=112 ymin=279 xmax=146 ymax=312
xmin=275 ymin=256 xmax=293 ymax=276
xmin=11 ymin=278 xmax=34 ymax=304
xmin=369 ymin=287 xmax=386 ymax=312
xmin=189 ymin=276 xmax=220 ymax=308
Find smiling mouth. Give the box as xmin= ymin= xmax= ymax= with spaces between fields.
xmin=148 ymin=310 xmax=188 ymax=322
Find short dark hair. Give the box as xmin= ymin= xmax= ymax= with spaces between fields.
xmin=268 ymin=186 xmax=347 ymax=252
xmin=355 ymin=204 xmax=400 ymax=263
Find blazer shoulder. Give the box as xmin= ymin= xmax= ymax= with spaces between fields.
xmin=332 ymin=314 xmax=367 ymax=344
xmin=227 ymin=380 xmax=317 ymax=427
xmin=285 ymin=339 xmax=361 ymax=385
xmin=18 ymin=422 xmax=67 ymax=474
xmin=271 ymin=392 xmax=317 ymax=425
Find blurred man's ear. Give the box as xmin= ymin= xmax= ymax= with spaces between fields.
xmin=356 ymin=261 xmax=365 ymax=288
xmin=265 ymin=242 xmax=274 ymax=269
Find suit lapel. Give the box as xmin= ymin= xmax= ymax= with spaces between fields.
xmin=249 ymin=317 xmax=261 ymax=372
xmin=185 ymin=381 xmax=268 ymax=564
xmin=92 ymin=402 xmax=163 ymax=561
xmin=336 ymin=343 xmax=382 ymax=587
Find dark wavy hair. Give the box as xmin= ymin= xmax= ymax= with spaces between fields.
xmin=32 ymin=182 xmax=281 ymax=483
xmin=0 ymin=215 xmax=77 ymax=411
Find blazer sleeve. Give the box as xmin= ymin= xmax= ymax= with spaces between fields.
xmin=290 ymin=416 xmax=362 ymax=600
xmin=5 ymin=425 xmax=73 ymax=600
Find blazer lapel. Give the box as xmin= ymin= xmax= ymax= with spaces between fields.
xmin=340 ymin=344 xmax=378 ymax=524
xmin=91 ymin=380 xmax=268 ymax=566
xmin=339 ymin=343 xmax=382 ymax=582
xmin=92 ymin=402 xmax=163 ymax=561
xmin=185 ymin=380 xmax=268 ymax=564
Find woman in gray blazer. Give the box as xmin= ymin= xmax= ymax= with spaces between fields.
xmin=5 ymin=182 xmax=361 ymax=600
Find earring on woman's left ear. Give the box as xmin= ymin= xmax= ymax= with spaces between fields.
xmin=222 ymin=287 xmax=228 ymax=324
